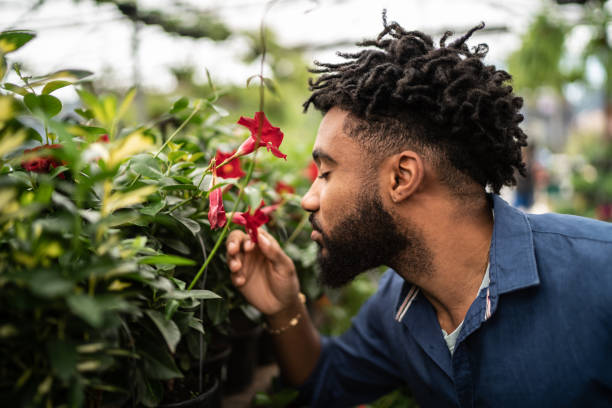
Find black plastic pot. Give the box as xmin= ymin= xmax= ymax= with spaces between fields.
xmin=158 ymin=377 xmax=219 ymax=408
xmin=226 ymin=323 xmax=263 ymax=394
xmin=200 ymin=344 xmax=232 ymax=407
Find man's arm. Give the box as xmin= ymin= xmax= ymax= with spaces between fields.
xmin=225 ymin=228 xmax=320 ymax=385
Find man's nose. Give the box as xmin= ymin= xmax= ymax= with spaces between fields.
xmin=301 ymin=181 xmax=320 ymax=213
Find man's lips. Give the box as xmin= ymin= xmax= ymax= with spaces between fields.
xmin=311 ymin=230 xmax=322 ymax=242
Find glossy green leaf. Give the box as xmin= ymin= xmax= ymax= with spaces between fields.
xmin=24 ymin=93 xmax=62 ymax=118
xmin=117 ymin=87 xmax=136 ymax=123
xmin=0 ymin=55 xmax=6 ymax=81
xmin=29 ymin=69 xmax=92 ymax=86
xmin=67 ymin=294 xmax=104 ymax=328
xmin=172 ymin=214 xmax=201 ymax=235
xmin=0 ymin=30 xmax=36 ymax=54
xmin=2 ymin=82 xmax=28 ymax=96
xmin=164 ymin=299 xmax=180 ymax=320
xmin=30 ymin=271 xmax=74 ymax=298
xmin=170 ymin=97 xmax=188 ymax=114
xmin=42 ymin=80 xmax=71 ymax=95
xmin=139 ymin=255 xmax=195 ymax=266
xmin=145 ymin=310 xmax=180 ymax=353
xmin=141 ymin=350 xmax=183 ymax=381
xmin=140 ymin=200 xmax=165 ymax=216
xmin=131 ymin=162 xmax=162 ymax=178
xmin=161 ymin=184 xmax=197 ymax=191
xmin=163 ymin=290 xmax=221 ymax=300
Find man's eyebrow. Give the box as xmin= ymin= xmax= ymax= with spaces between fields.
xmin=312 ymin=149 xmax=337 ymax=165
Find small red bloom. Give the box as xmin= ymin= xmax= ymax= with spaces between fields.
xmin=98 ymin=134 xmax=109 ymax=143
xmin=22 ymin=144 xmax=66 ymax=178
xmin=208 ymin=164 xmax=227 ymax=230
xmin=236 ymin=112 xmax=286 ymax=159
xmin=306 ymin=160 xmax=318 ymax=182
xmin=215 ymin=150 xmax=245 ymax=179
xmin=275 ymin=181 xmax=295 ymax=195
xmin=232 ymin=200 xmax=278 ymax=243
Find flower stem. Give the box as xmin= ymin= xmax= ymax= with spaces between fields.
xmin=187 ymin=151 xmax=257 ymax=290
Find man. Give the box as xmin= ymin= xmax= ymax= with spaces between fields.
xmin=226 ymin=14 xmax=612 ymax=407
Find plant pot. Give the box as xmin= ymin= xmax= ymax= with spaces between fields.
xmin=158 ymin=377 xmax=219 ymax=408
xmin=200 ymin=343 xmax=232 ymax=407
xmin=226 ymin=323 xmax=264 ymax=394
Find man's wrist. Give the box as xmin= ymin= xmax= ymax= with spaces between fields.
xmin=265 ymin=292 xmax=306 ymax=330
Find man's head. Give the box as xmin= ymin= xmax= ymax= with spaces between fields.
xmin=302 ymin=13 xmax=527 ymax=287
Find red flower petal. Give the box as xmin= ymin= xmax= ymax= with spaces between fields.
xmin=275 ymin=181 xmax=295 ymax=195
xmin=215 ymin=150 xmax=245 ymax=179
xmin=207 ymin=165 xmax=227 ymax=230
xmin=236 ymin=112 xmax=286 ymax=159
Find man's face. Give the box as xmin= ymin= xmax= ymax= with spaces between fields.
xmin=301 ymin=108 xmax=428 ymax=287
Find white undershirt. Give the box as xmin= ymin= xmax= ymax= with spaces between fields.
xmin=441 ymin=263 xmax=490 ymax=356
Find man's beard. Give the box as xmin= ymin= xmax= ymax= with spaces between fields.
xmin=310 ymin=190 xmax=432 ymax=288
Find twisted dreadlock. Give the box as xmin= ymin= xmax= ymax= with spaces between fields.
xmin=303 ymin=11 xmax=527 ymax=194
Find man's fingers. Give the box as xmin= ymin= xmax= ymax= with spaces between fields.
xmin=257 ymin=229 xmax=291 ymax=267
xmin=226 ymin=230 xmax=247 ymax=255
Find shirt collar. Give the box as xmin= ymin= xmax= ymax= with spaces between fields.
xmin=394 ymin=194 xmax=540 ymax=319
xmin=489 ymin=193 xmax=540 ymax=295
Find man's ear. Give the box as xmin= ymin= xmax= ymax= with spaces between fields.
xmin=387 ymin=151 xmax=424 ymax=203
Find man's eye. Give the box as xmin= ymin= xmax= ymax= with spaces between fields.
xmin=318 ymin=171 xmax=330 ymax=180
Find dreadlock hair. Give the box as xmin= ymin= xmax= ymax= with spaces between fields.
xmin=303 ymin=11 xmax=527 ymax=195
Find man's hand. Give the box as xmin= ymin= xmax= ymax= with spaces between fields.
xmin=226 ymin=228 xmax=300 ymax=317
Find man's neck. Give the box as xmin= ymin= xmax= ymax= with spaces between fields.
xmin=395 ymin=198 xmax=493 ymax=333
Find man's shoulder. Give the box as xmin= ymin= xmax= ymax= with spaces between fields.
xmin=526 ymin=211 xmax=612 ymax=245
xmin=525 ymin=212 xmax=612 ymax=299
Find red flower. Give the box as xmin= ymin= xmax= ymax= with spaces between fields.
xmin=275 ymin=181 xmax=295 ymax=195
xmin=306 ymin=160 xmax=318 ymax=182
xmin=215 ymin=150 xmax=245 ymax=179
xmin=207 ymin=164 xmax=227 ymax=230
xmin=235 ymin=112 xmax=286 ymax=159
xmin=232 ymin=200 xmax=278 ymax=243
xmin=21 ymin=144 xmax=66 ymax=179
xmin=98 ymin=134 xmax=109 ymax=143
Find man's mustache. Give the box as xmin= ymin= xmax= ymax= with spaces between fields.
xmin=309 ymin=213 xmax=323 ymax=233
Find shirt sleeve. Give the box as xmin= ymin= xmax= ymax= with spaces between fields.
xmin=297 ymin=270 xmax=405 ymax=407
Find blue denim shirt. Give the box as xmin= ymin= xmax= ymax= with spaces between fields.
xmin=299 ymin=195 xmax=612 ymax=407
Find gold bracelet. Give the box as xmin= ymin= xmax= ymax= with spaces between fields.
xmin=263 ymin=293 xmax=306 ymax=335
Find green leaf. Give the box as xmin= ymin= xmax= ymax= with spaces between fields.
xmin=50 ymin=165 xmax=69 ymax=179
xmin=67 ymin=294 xmax=104 ymax=328
xmin=141 ymin=350 xmax=183 ymax=381
xmin=0 ymin=30 xmax=36 ymax=54
xmin=29 ymin=69 xmax=92 ymax=86
xmin=160 ymin=184 xmax=197 ymax=191
xmin=139 ymin=254 xmax=196 ymax=266
xmin=24 ymin=93 xmax=62 ymax=118
xmin=29 ymin=270 xmax=74 ymax=298
xmin=74 ymin=108 xmax=94 ymax=120
xmin=172 ymin=214 xmax=201 ymax=235
xmin=164 ymin=299 xmax=180 ymax=320
xmin=47 ymin=340 xmax=77 ymax=382
xmin=163 ymin=290 xmax=221 ymax=300
xmin=140 ymin=200 xmax=165 ymax=216
xmin=145 ymin=310 xmax=181 ymax=353
xmin=170 ymin=97 xmax=188 ymax=114
xmin=0 ymin=55 xmax=6 ymax=81
xmin=131 ymin=162 xmax=162 ymax=178
xmin=2 ymin=82 xmax=28 ymax=96
xmin=42 ymin=80 xmax=71 ymax=95
xmin=117 ymin=87 xmax=136 ymax=121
